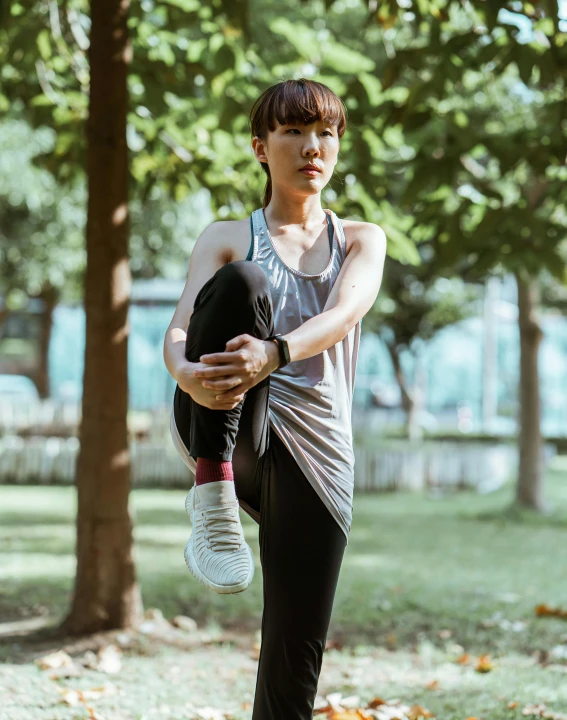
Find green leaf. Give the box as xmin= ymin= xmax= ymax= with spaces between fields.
xmin=321 ymin=41 xmax=375 ymax=74
xmin=358 ymin=72 xmax=383 ymax=105
xmin=162 ymin=0 xmax=200 ymax=10
xmin=37 ymin=29 xmax=52 ymax=61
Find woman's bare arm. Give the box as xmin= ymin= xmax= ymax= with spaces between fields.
xmin=163 ymin=222 xmax=240 ymax=407
xmin=283 ymin=222 xmax=387 ymax=362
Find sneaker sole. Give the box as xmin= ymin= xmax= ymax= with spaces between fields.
xmin=183 ymin=486 xmax=255 ymax=595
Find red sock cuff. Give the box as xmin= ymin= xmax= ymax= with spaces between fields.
xmin=195 ymin=458 xmax=234 ymax=485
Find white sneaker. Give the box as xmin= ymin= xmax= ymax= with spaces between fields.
xmin=184 ymin=481 xmax=255 ymax=594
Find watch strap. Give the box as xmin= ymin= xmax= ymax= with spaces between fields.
xmin=266 ymin=334 xmax=290 ymax=368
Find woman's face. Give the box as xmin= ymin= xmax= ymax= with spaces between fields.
xmin=253 ymin=119 xmax=340 ymax=195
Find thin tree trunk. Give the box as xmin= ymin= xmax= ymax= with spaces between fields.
xmin=386 ymin=342 xmax=421 ymax=440
xmin=514 ymin=272 xmax=545 ymax=511
xmin=33 ymin=284 xmax=58 ymax=399
xmin=61 ymin=0 xmax=143 ymax=634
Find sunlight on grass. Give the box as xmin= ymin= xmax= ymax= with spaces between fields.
xmin=0 ymin=554 xmax=75 ymax=579
xmin=1 ymin=471 xmax=567 ymax=719
xmin=1 ymin=471 xmax=566 ymax=651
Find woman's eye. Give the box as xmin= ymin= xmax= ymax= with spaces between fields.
xmin=287 ymin=129 xmax=333 ymax=136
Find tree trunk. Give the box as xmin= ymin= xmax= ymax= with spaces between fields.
xmin=514 ymin=272 xmax=545 ymax=511
xmin=61 ymin=0 xmax=143 ymax=634
xmin=386 ymin=342 xmax=421 ymax=440
xmin=32 ymin=284 xmax=59 ymax=399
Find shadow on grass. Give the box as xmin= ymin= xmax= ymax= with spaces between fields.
xmin=0 ymin=513 xmax=74 ymax=527
xmin=472 ymin=501 xmax=567 ymax=528
xmin=2 ymin=476 xmax=567 ymax=666
xmin=0 ymin=537 xmax=75 ymax=555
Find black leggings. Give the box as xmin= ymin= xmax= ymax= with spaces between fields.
xmin=172 ymin=261 xmax=347 ymax=720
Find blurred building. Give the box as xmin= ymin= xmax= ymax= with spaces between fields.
xmin=2 ymin=277 xmax=567 ymax=436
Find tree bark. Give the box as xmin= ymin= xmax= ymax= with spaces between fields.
xmin=61 ymin=0 xmax=143 ymax=634
xmin=386 ymin=342 xmax=421 ymax=440
xmin=514 ymin=272 xmax=545 ymax=511
xmin=32 ymin=284 xmax=59 ymax=399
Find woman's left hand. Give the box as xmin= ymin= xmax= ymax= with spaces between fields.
xmin=193 ymin=334 xmax=280 ymax=403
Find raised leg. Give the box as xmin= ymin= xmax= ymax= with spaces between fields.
xmin=172 ymin=260 xmax=274 ymax=515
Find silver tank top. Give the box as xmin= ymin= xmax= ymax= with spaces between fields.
xmin=250 ymin=207 xmax=361 ymax=542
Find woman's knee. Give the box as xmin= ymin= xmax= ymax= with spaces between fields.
xmin=213 ymin=261 xmax=269 ymax=301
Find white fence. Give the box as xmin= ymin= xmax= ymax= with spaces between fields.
xmin=0 ymin=400 xmax=551 ymax=493
xmin=0 ymin=433 xmax=538 ymax=493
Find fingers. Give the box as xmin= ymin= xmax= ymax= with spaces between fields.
xmin=194 ymin=365 xmax=241 ymax=379
xmin=209 ymin=395 xmax=245 ymax=411
xmin=199 ymin=350 xmax=246 ymax=365
xmin=215 ymin=389 xmax=246 ymax=404
xmin=225 ymin=334 xmax=251 ymax=351
xmin=202 ymin=377 xmax=242 ymax=391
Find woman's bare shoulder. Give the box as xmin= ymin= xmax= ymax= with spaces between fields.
xmin=340 ymin=218 xmax=386 ymax=254
xmin=204 ymin=218 xmax=252 ymax=263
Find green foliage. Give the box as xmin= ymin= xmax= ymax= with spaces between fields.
xmin=0 ymin=119 xmax=85 ymax=304
xmin=1 ymin=0 xmax=566 ymax=296
xmin=365 ymin=0 xmax=567 ymax=281
xmin=365 ymin=247 xmax=480 ymax=352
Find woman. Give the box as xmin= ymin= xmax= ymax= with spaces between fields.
xmin=163 ymin=78 xmax=386 ymax=719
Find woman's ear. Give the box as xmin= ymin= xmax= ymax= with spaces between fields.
xmin=252 ymin=136 xmax=268 ymax=164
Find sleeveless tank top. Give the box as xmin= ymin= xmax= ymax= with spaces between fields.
xmin=248 ymin=207 xmax=361 ymax=542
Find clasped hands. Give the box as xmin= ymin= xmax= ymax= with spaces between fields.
xmin=176 ymin=334 xmax=280 ymax=411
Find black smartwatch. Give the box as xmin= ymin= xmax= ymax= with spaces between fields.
xmin=266 ymin=334 xmax=291 ymax=369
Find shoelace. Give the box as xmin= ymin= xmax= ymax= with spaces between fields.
xmin=199 ymin=505 xmax=243 ymax=551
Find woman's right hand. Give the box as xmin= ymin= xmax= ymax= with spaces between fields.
xmin=175 ymin=361 xmax=246 ymax=411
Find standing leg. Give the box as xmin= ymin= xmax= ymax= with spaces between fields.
xmin=253 ymin=433 xmax=347 ymax=720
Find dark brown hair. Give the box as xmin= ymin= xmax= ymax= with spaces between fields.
xmin=249 ymin=78 xmax=347 ymax=208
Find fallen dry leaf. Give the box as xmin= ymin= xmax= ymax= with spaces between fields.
xmin=535 ymin=604 xmax=567 ymax=620
xmin=475 ymin=654 xmax=494 ymax=673
xmin=58 ymin=689 xmax=82 ymax=707
xmin=95 ymin=645 xmax=122 ymax=674
xmin=35 ymin=650 xmax=75 ymax=670
xmin=407 ymin=705 xmax=435 ymax=719
xmin=57 ymin=687 xmax=111 ymax=719
xmin=425 ymin=680 xmax=439 ymax=690
xmin=172 ymin=614 xmax=198 ymax=632
xmin=368 ymin=698 xmax=388 ymax=708
xmin=521 ymin=703 xmax=567 ymax=719
xmin=314 ymin=693 xmax=434 ymax=720
xmin=48 ymin=664 xmax=83 ymax=680
xmin=58 ymin=684 xmax=117 ymax=706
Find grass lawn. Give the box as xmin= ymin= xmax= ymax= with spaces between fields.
xmin=1 ymin=462 xmax=567 ymax=719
